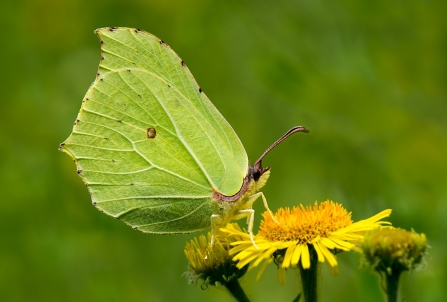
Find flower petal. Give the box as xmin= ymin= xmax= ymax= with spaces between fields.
xmin=291 ymin=244 xmax=303 ymax=266
xmin=326 ymin=236 xmax=355 ymax=250
xmin=312 ymin=242 xmax=325 ymax=263
xmin=326 ymin=261 xmax=339 ymax=276
xmin=253 ymin=246 xmax=277 ymax=267
xmin=282 ymin=244 xmax=296 ymax=268
xmin=320 ymin=237 xmax=337 ymax=249
xmin=301 ymin=245 xmax=311 ymax=269
xmin=256 ymin=258 xmax=272 ymax=281
xmin=317 ymin=242 xmax=337 ymax=267
xmin=236 ymin=251 xmax=263 ymax=268
xmin=278 ymin=267 xmax=286 ymax=286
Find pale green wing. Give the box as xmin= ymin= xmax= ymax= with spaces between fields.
xmin=61 ymin=27 xmax=248 ymax=233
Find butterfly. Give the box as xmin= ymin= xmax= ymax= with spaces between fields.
xmin=60 ymin=27 xmax=308 ymax=243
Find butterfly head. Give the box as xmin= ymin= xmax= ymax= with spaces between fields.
xmin=251 ymin=160 xmax=270 ymax=182
xmin=251 ymin=165 xmax=270 ymax=191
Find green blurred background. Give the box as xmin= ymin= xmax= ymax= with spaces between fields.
xmin=1 ymin=0 xmax=445 ymax=301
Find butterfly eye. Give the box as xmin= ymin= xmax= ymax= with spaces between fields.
xmin=253 ymin=169 xmax=261 ymax=181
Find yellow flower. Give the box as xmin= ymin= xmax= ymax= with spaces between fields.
xmin=184 ymin=225 xmax=248 ymax=288
xmin=221 ymin=200 xmax=392 ymax=284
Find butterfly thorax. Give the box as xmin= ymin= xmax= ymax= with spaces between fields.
xmin=212 ymin=169 xmax=270 ymax=227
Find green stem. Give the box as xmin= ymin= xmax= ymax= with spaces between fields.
xmin=385 ymin=271 xmax=401 ymax=302
xmin=224 ymin=278 xmax=250 ymax=302
xmin=298 ymin=248 xmax=319 ymax=302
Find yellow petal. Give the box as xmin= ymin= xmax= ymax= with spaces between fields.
xmin=278 ymin=267 xmax=286 ymax=286
xmin=326 ymin=236 xmax=355 ymax=250
xmin=236 ymin=252 xmax=263 ymax=268
xmin=291 ymin=244 xmax=303 ymax=266
xmin=318 ymin=242 xmax=337 ymax=267
xmin=326 ymin=261 xmax=339 ymax=276
xmin=301 ymin=245 xmax=311 ymax=269
xmin=256 ymin=258 xmax=271 ymax=281
xmin=312 ymin=242 xmax=325 ymax=263
xmin=320 ymin=237 xmax=337 ymax=249
xmin=282 ymin=244 xmax=296 ymax=268
xmin=253 ymin=246 xmax=277 ymax=267
xmin=364 ymin=209 xmax=392 ymax=223
xmin=229 ymin=244 xmax=252 ymax=255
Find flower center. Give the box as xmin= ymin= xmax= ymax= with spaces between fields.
xmin=259 ymin=201 xmax=353 ymax=243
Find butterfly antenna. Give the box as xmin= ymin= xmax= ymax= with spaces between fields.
xmin=254 ymin=126 xmax=309 ymax=172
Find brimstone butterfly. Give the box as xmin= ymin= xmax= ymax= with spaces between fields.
xmin=60 ymin=27 xmax=308 ymax=241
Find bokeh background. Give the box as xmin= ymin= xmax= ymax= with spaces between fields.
xmin=1 ymin=0 xmax=445 ymax=301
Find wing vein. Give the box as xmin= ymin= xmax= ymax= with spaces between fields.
xmin=97 ymin=195 xmax=209 ymax=204
xmin=136 ymin=201 xmax=209 ymax=227
xmin=131 ymin=71 xmax=227 ymax=189
xmin=103 ymin=32 xmax=164 ymax=78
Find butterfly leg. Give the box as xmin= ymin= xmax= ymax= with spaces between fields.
xmin=249 ymin=192 xmax=279 ymax=224
xmin=235 ymin=209 xmax=259 ymax=249
xmin=210 ymin=214 xmax=223 ymax=245
xmin=211 ymin=209 xmax=260 ymax=249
